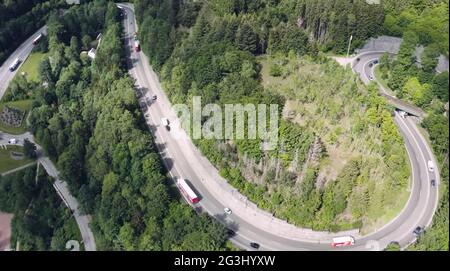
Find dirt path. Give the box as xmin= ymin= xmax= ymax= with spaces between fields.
xmin=331 ymin=56 xmax=355 ymax=67
xmin=0 ymin=212 xmax=13 ymax=251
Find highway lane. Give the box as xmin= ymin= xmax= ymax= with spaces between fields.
xmin=0 ymin=26 xmax=47 ymax=100
xmin=119 ymin=3 xmax=440 ymax=251
xmin=0 ymin=132 xmax=97 ymax=251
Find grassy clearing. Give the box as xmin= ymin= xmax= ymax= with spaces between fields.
xmin=17 ymin=52 xmax=47 ymax=82
xmin=0 ymin=99 xmax=32 ymax=134
xmin=0 ymin=145 xmax=34 ymax=174
xmin=361 ymin=188 xmax=410 ymax=235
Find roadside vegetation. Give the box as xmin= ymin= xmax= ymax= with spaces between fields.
xmin=134 ymin=0 xmax=411 ymax=233
xmin=1 ymin=0 xmax=446 ymax=251
xmin=17 ymin=53 xmax=49 ymax=82
xmin=379 ymin=0 xmax=449 ymax=251
xmin=0 ymin=165 xmax=81 ymax=250
xmin=20 ymin=0 xmax=229 ymax=251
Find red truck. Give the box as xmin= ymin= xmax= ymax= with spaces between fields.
xmin=177 ymin=178 xmax=199 ymax=204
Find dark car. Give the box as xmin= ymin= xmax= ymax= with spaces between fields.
xmin=373 ymin=60 xmax=379 ymax=64
xmin=250 ymin=242 xmax=260 ymax=249
xmin=413 ymin=226 xmax=423 ymax=236
xmin=152 ymin=95 xmax=157 ymax=100
xmin=227 ymin=229 xmax=236 ymax=237
xmin=431 ymin=179 xmax=436 ymax=187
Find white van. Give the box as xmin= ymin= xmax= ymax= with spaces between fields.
xmin=9 ymin=58 xmax=21 ymax=71
xmin=427 ymin=161 xmax=435 ymax=172
xmin=8 ymin=138 xmax=17 ymax=144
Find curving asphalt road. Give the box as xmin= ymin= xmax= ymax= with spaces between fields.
xmin=0 ymin=26 xmax=47 ymax=99
xmin=119 ymin=3 xmax=440 ymax=251
xmin=0 ymin=27 xmax=96 ymax=251
xmin=1 ymin=4 xmax=438 ymax=251
xmin=352 ymin=52 xmax=426 ymax=118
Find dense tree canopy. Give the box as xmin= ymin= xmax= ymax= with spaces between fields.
xmin=24 ymin=0 xmax=229 ymax=251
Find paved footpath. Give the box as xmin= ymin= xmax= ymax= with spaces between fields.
xmin=0 ymin=131 xmax=96 ymax=251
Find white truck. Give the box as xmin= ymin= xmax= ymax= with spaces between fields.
xmin=398 ymin=110 xmax=407 ymax=118
xmin=161 ymin=118 xmax=170 ymax=130
xmin=9 ymin=58 xmax=20 ymax=71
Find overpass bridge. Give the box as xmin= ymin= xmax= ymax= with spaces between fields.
xmin=352 ymin=51 xmax=427 ymax=119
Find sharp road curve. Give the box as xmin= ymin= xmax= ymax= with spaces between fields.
xmin=0 ymin=4 xmax=440 ymax=252
xmin=119 ymin=3 xmax=440 ymax=251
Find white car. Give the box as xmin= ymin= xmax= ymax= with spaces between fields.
xmin=427 ymin=161 xmax=435 ymax=172
xmin=224 ymin=207 xmax=232 ymax=215
xmin=8 ymin=138 xmax=18 ymax=144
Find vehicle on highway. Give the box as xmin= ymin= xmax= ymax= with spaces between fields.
xmin=368 ymin=63 xmax=373 ymax=68
xmin=32 ymin=33 xmax=43 ymax=45
xmin=152 ymin=95 xmax=157 ymax=100
xmin=413 ymin=226 xmax=423 ymax=236
xmin=161 ymin=117 xmax=170 ymax=130
xmin=134 ymin=41 xmax=140 ymax=52
xmin=9 ymin=58 xmax=21 ymax=71
xmin=427 ymin=160 xmax=435 ymax=172
xmin=144 ymin=113 xmax=150 ymax=118
xmin=369 ymin=75 xmax=373 ymax=80
xmin=224 ymin=207 xmax=232 ymax=215
xmin=176 ymin=178 xmax=200 ymax=204
xmin=431 ymin=179 xmax=436 ymax=187
xmin=250 ymin=242 xmax=260 ymax=249
xmin=331 ymin=236 xmax=355 ymax=248
xmin=227 ymin=229 xmax=236 ymax=237
xmin=373 ymin=59 xmax=379 ymax=64
xmin=398 ymin=110 xmax=407 ymax=118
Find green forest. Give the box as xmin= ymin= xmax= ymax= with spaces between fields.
xmin=12 ymin=0 xmax=229 ymax=251
xmin=380 ymin=1 xmax=449 ymax=251
xmin=134 ymin=0 xmax=448 ymax=249
xmin=0 ymin=0 xmax=69 ymax=64
xmin=0 ymin=0 xmax=447 ymax=251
